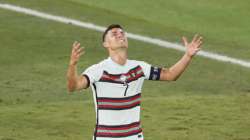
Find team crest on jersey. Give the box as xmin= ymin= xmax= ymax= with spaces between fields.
xmin=120 ymin=75 xmax=127 ymax=83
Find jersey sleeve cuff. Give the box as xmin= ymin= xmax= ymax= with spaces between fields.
xmin=82 ymin=74 xmax=90 ymax=88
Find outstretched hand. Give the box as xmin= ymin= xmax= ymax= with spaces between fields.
xmin=69 ymin=41 xmax=85 ymax=65
xmin=182 ymin=34 xmax=203 ymax=58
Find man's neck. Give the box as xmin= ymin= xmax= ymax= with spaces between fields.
xmin=109 ymin=48 xmax=128 ymax=65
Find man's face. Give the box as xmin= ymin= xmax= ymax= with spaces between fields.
xmin=104 ymin=28 xmax=128 ymax=50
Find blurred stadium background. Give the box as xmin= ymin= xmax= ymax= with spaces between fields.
xmin=0 ymin=0 xmax=250 ymax=140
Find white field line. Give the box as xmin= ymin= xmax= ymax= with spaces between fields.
xmin=1 ymin=3 xmax=250 ymax=68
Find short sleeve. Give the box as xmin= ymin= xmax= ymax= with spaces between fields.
xmin=82 ymin=64 xmax=102 ymax=84
xmin=138 ymin=61 xmax=162 ymax=81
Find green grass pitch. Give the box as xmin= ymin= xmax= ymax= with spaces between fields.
xmin=0 ymin=0 xmax=250 ymax=140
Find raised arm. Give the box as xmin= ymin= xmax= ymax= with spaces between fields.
xmin=67 ymin=41 xmax=89 ymax=92
xmin=160 ymin=35 xmax=203 ymax=81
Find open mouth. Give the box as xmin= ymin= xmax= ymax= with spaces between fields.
xmin=118 ymin=38 xmax=125 ymax=42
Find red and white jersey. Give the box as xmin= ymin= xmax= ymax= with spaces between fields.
xmin=82 ymin=57 xmax=161 ymax=140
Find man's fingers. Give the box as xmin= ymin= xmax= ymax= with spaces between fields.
xmin=72 ymin=41 xmax=81 ymax=50
xmin=72 ymin=41 xmax=79 ymax=50
xmin=197 ymin=40 xmax=203 ymax=47
xmin=75 ymin=51 xmax=85 ymax=60
xmin=72 ymin=43 xmax=81 ymax=54
xmin=73 ymin=41 xmax=78 ymax=47
xmin=196 ymin=37 xmax=203 ymax=48
xmin=191 ymin=34 xmax=199 ymax=43
xmin=74 ymin=42 xmax=81 ymax=50
xmin=198 ymin=36 xmax=203 ymax=41
xmin=77 ymin=47 xmax=85 ymax=54
xmin=194 ymin=35 xmax=203 ymax=44
xmin=182 ymin=36 xmax=188 ymax=47
xmin=72 ymin=47 xmax=85 ymax=56
xmin=78 ymin=51 xmax=85 ymax=57
xmin=196 ymin=36 xmax=203 ymax=45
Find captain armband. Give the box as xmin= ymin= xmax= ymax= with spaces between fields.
xmin=148 ymin=66 xmax=162 ymax=80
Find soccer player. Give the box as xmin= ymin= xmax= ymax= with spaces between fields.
xmin=67 ymin=24 xmax=203 ymax=140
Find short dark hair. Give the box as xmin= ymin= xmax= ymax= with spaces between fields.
xmin=102 ymin=24 xmax=123 ymax=42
